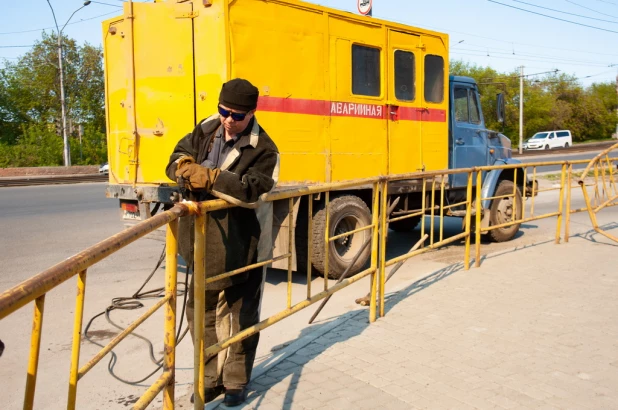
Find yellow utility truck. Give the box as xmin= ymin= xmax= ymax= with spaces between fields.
xmin=103 ymin=0 xmax=528 ymax=278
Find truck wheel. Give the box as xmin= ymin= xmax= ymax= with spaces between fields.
xmin=564 ymin=143 xmax=569 ymax=148
xmin=545 ymin=144 xmax=550 ymax=150
xmin=489 ymin=180 xmax=522 ymax=243
xmin=311 ymin=195 xmax=372 ymax=280
xmin=389 ymin=215 xmax=422 ymax=232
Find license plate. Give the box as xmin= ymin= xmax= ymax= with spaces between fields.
xmin=123 ymin=210 xmax=141 ymax=220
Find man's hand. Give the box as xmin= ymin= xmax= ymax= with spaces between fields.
xmin=176 ymin=156 xmax=196 ymax=169
xmin=176 ymin=163 xmax=220 ymax=192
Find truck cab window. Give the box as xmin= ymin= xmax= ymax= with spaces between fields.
xmin=424 ymin=54 xmax=444 ymax=103
xmin=394 ymin=50 xmax=415 ymax=101
xmin=352 ymin=44 xmax=381 ymax=97
xmin=469 ymin=89 xmax=481 ymax=124
xmin=454 ymin=87 xmax=468 ymax=122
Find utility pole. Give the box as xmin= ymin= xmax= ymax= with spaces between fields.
xmin=519 ymin=66 xmax=524 ymax=155
xmin=46 ymin=0 xmax=91 ymax=167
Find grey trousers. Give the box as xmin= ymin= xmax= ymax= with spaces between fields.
xmin=186 ymin=267 xmax=264 ymax=389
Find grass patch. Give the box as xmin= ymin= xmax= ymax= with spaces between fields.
xmin=543 ymin=171 xmax=585 ymax=181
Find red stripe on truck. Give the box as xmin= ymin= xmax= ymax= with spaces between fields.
xmin=257 ymin=96 xmax=446 ymax=122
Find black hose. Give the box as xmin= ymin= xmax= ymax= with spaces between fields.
xmin=83 ymin=244 xmax=192 ymax=385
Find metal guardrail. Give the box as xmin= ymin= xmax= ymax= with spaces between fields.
xmin=0 ymin=174 xmax=107 ymax=187
xmin=1 ymin=157 xmax=617 ymax=409
xmin=512 ymin=140 xmax=617 ymax=157
xmin=578 ymin=142 xmax=618 ymax=243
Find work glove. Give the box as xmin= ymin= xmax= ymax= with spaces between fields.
xmin=176 ymin=163 xmax=220 ymax=192
xmin=176 ymin=156 xmax=196 ymax=169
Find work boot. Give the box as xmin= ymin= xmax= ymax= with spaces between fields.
xmin=223 ymin=388 xmax=246 ymax=407
xmin=189 ymin=385 xmax=225 ymax=404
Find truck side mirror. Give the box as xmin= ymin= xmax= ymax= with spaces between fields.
xmin=496 ymin=93 xmax=505 ymax=124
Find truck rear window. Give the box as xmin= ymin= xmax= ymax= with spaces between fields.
xmin=352 ymin=44 xmax=381 ymax=97
xmin=394 ymin=50 xmax=415 ymax=101
xmin=425 ymin=55 xmax=444 ymax=103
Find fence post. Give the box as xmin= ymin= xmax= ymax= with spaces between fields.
xmin=24 ymin=295 xmax=46 ymax=410
xmin=163 ymin=220 xmax=179 ymax=409
xmin=67 ymin=270 xmax=88 ymax=410
xmin=565 ymin=164 xmax=572 ymax=243
xmin=193 ymin=214 xmax=207 ymax=410
xmin=464 ymin=172 xmax=473 ymax=270
xmin=556 ymin=164 xmax=567 ymax=244
xmin=379 ymin=180 xmax=388 ymax=318
xmin=369 ymin=182 xmax=380 ymax=323
xmin=475 ymin=171 xmax=483 ymax=268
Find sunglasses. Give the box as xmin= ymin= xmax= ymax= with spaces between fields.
xmin=218 ymin=106 xmax=249 ymax=122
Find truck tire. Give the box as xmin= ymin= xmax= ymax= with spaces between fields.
xmin=389 ymin=215 xmax=422 ymax=232
xmin=311 ymin=195 xmax=372 ymax=280
xmin=489 ymin=180 xmax=522 ymax=242
xmin=545 ymin=144 xmax=550 ymax=150
xmin=564 ymin=143 xmax=569 ymax=148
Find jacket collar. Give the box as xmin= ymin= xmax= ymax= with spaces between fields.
xmin=219 ymin=117 xmax=260 ymax=171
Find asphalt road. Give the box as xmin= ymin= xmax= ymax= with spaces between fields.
xmin=0 ymin=182 xmax=612 ymax=409
xmin=0 ymin=184 xmax=126 ymax=285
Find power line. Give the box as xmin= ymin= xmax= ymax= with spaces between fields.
xmin=453 ymin=47 xmax=614 ymax=66
xmin=451 ymin=51 xmax=610 ymax=68
xmin=532 ymin=69 xmax=616 ymax=84
xmin=452 ymin=40 xmax=618 ymax=59
xmin=564 ymin=0 xmax=618 ymax=19
xmin=487 ymin=1 xmax=618 ymax=34
xmin=0 ymin=11 xmax=118 ymax=35
xmin=389 ymin=16 xmax=618 ymax=61
xmin=513 ymin=0 xmax=618 ymax=24
xmin=0 ymin=45 xmax=34 ymax=48
xmin=592 ymin=0 xmax=618 ymax=6
xmin=90 ymin=1 xmax=123 ymax=7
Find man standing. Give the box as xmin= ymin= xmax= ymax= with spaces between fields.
xmin=165 ymin=78 xmax=279 ymax=406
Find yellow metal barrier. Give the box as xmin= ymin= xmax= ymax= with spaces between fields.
xmin=2 ymin=155 xmax=617 ymax=409
xmin=579 ymin=142 xmax=618 ymax=243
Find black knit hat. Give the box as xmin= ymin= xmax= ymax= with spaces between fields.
xmin=218 ymin=78 xmax=259 ymax=112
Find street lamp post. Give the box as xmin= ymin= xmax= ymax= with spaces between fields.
xmin=46 ymin=0 xmax=91 ymax=167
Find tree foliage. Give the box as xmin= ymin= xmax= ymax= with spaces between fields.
xmin=0 ymin=32 xmax=106 ymax=166
xmin=450 ymin=61 xmax=618 ymax=146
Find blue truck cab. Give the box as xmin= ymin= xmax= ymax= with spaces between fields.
xmin=447 ymin=75 xmax=530 ymax=241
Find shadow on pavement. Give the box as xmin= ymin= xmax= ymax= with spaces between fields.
xmin=204 ymin=220 xmax=609 ymax=408
xmin=572 ymin=222 xmax=618 ymax=247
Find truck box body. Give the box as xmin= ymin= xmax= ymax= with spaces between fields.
xmin=103 ymin=0 xmax=449 ymax=194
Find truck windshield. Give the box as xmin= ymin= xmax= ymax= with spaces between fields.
xmin=530 ymin=133 xmax=548 ymax=140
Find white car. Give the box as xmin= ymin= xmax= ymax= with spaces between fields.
xmin=523 ymin=130 xmax=572 ymax=150
xmin=99 ymin=162 xmax=109 ymax=174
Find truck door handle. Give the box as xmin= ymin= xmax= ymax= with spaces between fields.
xmin=456 ymin=138 xmax=465 ymax=145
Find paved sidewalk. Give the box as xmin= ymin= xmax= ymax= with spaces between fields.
xmin=189 ymin=227 xmax=618 ymax=410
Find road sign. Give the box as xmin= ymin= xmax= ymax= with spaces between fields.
xmin=358 ymin=0 xmax=372 ymax=16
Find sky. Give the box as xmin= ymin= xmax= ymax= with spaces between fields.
xmin=1 ymin=0 xmax=618 ymax=87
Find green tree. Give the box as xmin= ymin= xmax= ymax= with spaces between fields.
xmin=0 ymin=32 xmax=106 ymax=167
xmin=450 ymin=60 xmax=617 ymax=146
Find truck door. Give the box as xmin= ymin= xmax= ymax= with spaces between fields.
xmin=104 ymin=1 xmax=195 ymax=185
xmin=328 ymin=18 xmax=388 ymax=181
xmin=451 ymin=83 xmax=486 ymax=187
xmin=387 ymin=30 xmax=423 ymax=174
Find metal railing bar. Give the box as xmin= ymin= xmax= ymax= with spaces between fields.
xmin=132 ymin=371 xmax=173 ymax=410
